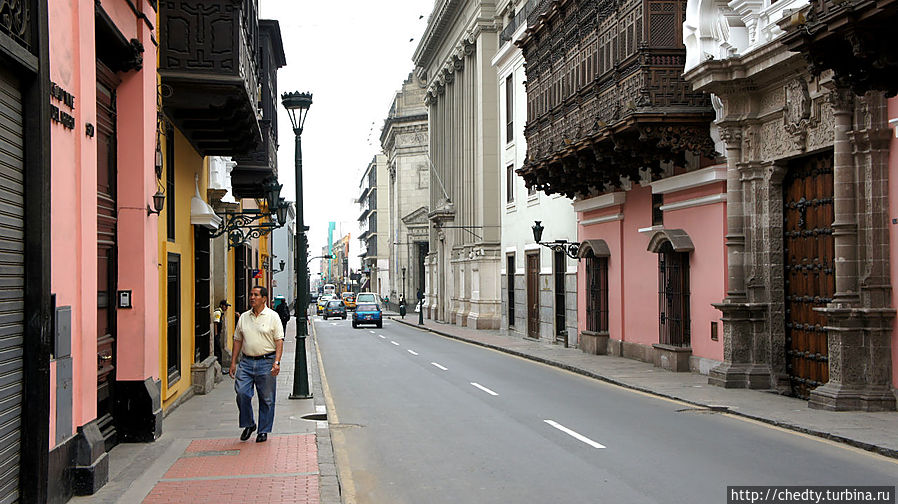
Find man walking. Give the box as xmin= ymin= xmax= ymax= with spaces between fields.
xmin=229 ymin=286 xmax=284 ymax=443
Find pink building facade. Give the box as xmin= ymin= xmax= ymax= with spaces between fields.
xmin=46 ymin=1 xmax=161 ymax=502
xmin=575 ymin=167 xmax=727 ymax=373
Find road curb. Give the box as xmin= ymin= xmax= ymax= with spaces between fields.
xmin=308 ymin=317 xmax=343 ymax=504
xmin=390 ymin=317 xmax=898 ymax=460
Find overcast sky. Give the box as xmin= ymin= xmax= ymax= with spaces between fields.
xmin=260 ymin=0 xmax=430 ymax=278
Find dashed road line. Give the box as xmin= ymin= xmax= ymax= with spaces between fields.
xmin=391 ymin=341 xmax=400 ymax=346
xmin=431 ymin=362 xmax=448 ymax=371
xmin=470 ymin=382 xmax=499 ymax=396
xmin=407 ymin=350 xmax=418 ymax=356
xmin=378 ymin=335 xmax=386 ymax=339
xmin=544 ymin=420 xmax=606 ymax=449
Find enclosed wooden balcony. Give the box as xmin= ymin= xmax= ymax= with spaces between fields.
xmin=780 ymin=0 xmax=898 ymax=96
xmin=231 ymin=19 xmax=286 ymax=198
xmin=231 ymin=121 xmax=277 ymax=198
xmin=517 ymin=0 xmax=716 ymax=199
xmin=159 ymin=0 xmax=262 ymax=156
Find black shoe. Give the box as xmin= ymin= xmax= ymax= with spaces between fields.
xmin=240 ymin=425 xmax=256 ymax=441
xmin=256 ymin=433 xmax=268 ymax=443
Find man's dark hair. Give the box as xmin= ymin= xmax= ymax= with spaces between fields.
xmin=219 ymin=300 xmax=229 ymax=308
xmin=252 ymin=285 xmax=269 ymax=299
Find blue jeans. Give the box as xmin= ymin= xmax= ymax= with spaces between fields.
xmin=234 ymin=354 xmax=276 ymax=434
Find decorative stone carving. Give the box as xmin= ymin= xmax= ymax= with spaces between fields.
xmin=783 ymin=78 xmax=810 ymax=135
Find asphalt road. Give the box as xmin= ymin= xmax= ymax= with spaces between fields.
xmin=314 ymin=316 xmax=898 ymax=504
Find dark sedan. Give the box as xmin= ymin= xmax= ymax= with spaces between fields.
xmin=323 ymin=300 xmax=347 ymax=320
xmin=352 ymin=303 xmax=382 ymax=328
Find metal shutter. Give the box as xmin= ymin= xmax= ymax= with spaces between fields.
xmin=0 ymin=65 xmax=25 ymax=503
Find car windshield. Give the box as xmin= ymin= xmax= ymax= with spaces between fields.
xmin=327 ymin=301 xmax=342 ymax=307
xmin=357 ymin=304 xmax=378 ymax=311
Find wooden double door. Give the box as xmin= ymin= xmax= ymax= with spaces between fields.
xmin=783 ymin=153 xmax=834 ymax=399
xmin=527 ymin=253 xmax=539 ymax=339
xmin=96 ymin=63 xmax=120 ymax=449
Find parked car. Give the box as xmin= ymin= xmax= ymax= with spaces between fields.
xmin=317 ymin=294 xmax=335 ymax=315
xmin=356 ymin=292 xmax=378 ymax=307
xmin=341 ymin=292 xmax=356 ymax=310
xmin=352 ymin=303 xmax=382 ymax=328
xmin=323 ymin=300 xmax=347 ymax=320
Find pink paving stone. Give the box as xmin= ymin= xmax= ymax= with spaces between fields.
xmin=142 ymin=475 xmax=319 ymax=504
xmin=164 ymin=434 xmax=318 ymax=479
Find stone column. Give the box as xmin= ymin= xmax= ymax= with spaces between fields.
xmin=810 ymin=90 xmax=896 ymax=411
xmin=709 ymin=125 xmax=771 ymax=389
xmin=829 ymin=88 xmax=859 ymax=305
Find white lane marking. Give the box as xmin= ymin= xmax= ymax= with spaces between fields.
xmin=431 ymin=362 xmax=448 ymax=371
xmin=470 ymin=382 xmax=499 ymax=396
xmin=391 ymin=341 xmax=400 ymax=346
xmin=544 ymin=420 xmax=606 ymax=449
xmin=316 ymin=405 xmax=326 ymax=414
xmin=407 ymin=350 xmax=418 ymax=356
xmin=369 ymin=330 xmax=376 ymax=334
xmin=378 ymin=335 xmax=386 ymax=339
xmin=330 ymin=323 xmax=338 ymax=326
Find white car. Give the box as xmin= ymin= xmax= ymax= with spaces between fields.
xmin=355 ymin=292 xmax=379 ymax=306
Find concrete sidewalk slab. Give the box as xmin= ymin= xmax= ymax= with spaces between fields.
xmin=392 ymin=317 xmax=898 ymax=459
xmin=70 ymin=314 xmax=341 ymax=504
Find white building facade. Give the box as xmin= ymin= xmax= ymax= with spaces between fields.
xmin=271 ymin=202 xmax=295 ymax=305
xmin=414 ymin=0 xmax=502 ymax=329
xmin=358 ymin=154 xmax=392 ymax=298
xmin=493 ymin=0 xmax=579 ymax=344
xmin=381 ymin=74 xmax=430 ymax=305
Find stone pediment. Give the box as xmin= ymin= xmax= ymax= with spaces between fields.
xmin=402 ymin=206 xmax=430 ymax=226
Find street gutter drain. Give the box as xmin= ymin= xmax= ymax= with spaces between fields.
xmin=301 ymin=413 xmax=327 ymax=421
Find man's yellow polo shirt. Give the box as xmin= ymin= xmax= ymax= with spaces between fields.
xmin=234 ymin=306 xmax=284 ymax=357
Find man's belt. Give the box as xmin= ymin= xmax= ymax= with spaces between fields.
xmin=243 ymin=352 xmax=276 ymax=360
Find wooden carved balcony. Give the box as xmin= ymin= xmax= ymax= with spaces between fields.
xmin=780 ymin=0 xmax=898 ymax=96
xmin=159 ymin=0 xmax=262 ymax=156
xmin=230 ymin=19 xmax=286 ymax=198
xmin=231 ymin=121 xmax=276 ymax=198
xmin=517 ymin=0 xmax=715 ymax=199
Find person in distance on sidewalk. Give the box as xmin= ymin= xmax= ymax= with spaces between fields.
xmin=229 ymin=286 xmax=284 ymax=443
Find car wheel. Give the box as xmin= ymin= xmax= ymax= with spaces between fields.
xmin=342 ymin=315 xmax=347 ymax=320
xmin=352 ymin=322 xmax=357 ymax=328
xmin=376 ymin=321 xmax=382 ymax=328
xmin=323 ymin=315 xmax=327 ymax=320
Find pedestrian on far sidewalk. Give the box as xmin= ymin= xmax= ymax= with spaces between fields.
xmin=213 ymin=300 xmax=230 ymax=368
xmin=229 ymin=286 xmax=284 ymax=443
xmin=275 ymin=296 xmax=290 ymax=333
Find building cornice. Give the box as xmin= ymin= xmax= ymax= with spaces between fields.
xmin=650 ymin=165 xmax=726 ymax=194
xmin=412 ymin=0 xmax=466 ymax=69
xmin=572 ymin=192 xmax=626 ymax=213
xmin=380 ymin=114 xmax=429 ymax=148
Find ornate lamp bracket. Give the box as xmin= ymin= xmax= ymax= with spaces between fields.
xmin=210 ymin=209 xmax=283 ymax=249
xmin=532 ymin=220 xmax=581 ymax=260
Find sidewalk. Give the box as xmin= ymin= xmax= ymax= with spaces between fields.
xmin=71 ymin=316 xmax=340 ymax=504
xmin=392 ymin=316 xmax=898 ymax=459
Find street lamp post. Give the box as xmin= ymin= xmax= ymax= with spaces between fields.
xmin=282 ymin=91 xmax=313 ymax=400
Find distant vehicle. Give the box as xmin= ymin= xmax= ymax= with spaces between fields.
xmin=323 ymin=283 xmax=336 ymax=297
xmin=323 ymin=300 xmax=346 ymax=320
xmin=309 ymin=291 xmax=319 ymax=303
xmin=356 ymin=292 xmax=378 ymax=306
xmin=317 ymin=294 xmax=335 ymax=315
xmin=353 ymin=303 xmax=382 ymax=328
xmin=341 ymin=292 xmax=356 ymax=310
